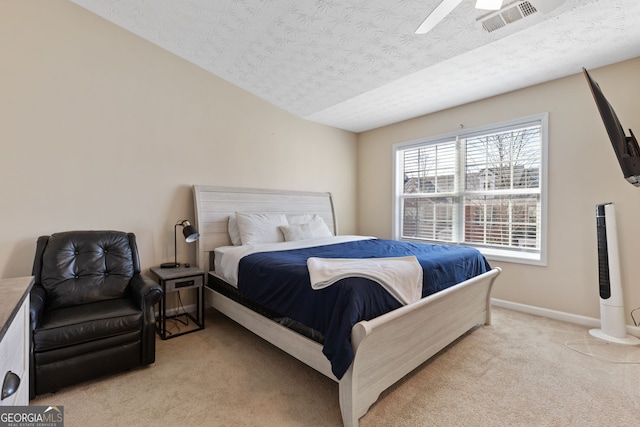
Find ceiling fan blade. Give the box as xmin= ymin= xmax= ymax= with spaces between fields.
xmin=475 ymin=0 xmax=504 ymax=10
xmin=415 ymin=0 xmax=464 ymax=34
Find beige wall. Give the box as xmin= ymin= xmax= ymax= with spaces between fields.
xmin=357 ymin=57 xmax=640 ymax=322
xmin=0 ymin=1 xmax=357 ymax=278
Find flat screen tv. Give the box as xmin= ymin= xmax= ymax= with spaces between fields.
xmin=583 ymin=67 xmax=640 ymax=186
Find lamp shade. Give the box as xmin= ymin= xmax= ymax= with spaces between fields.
xmin=182 ymin=222 xmax=200 ymax=243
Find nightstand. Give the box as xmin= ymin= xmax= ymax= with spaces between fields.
xmin=149 ymin=266 xmax=205 ymax=339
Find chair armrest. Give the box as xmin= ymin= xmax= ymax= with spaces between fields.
xmin=129 ymin=274 xmax=163 ymax=309
xmin=30 ymin=283 xmax=47 ymax=330
xmin=130 ymin=274 xmax=163 ymax=366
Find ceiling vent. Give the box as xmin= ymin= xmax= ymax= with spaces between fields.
xmin=477 ymin=0 xmax=565 ymax=33
xmin=477 ymin=1 xmax=538 ymax=33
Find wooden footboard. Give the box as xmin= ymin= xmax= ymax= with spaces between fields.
xmin=339 ymin=267 xmax=500 ymax=426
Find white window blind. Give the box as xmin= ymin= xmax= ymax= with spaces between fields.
xmin=394 ymin=114 xmax=547 ymax=264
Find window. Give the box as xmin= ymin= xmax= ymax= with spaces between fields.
xmin=393 ymin=114 xmax=547 ymax=265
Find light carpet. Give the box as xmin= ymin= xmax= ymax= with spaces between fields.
xmin=31 ymin=307 xmax=640 ymax=426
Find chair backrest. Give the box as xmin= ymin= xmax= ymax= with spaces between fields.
xmin=33 ymin=230 xmax=139 ymax=310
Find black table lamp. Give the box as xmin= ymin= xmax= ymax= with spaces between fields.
xmin=161 ymin=220 xmax=200 ymax=268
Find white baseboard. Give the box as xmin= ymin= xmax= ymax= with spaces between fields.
xmin=491 ymin=298 xmax=640 ymax=338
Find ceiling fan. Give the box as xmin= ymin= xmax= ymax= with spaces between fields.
xmin=415 ymin=0 xmax=565 ymax=34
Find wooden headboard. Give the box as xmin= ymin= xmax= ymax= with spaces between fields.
xmin=192 ymin=185 xmax=337 ymax=276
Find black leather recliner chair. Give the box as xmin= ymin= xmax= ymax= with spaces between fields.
xmin=29 ymin=230 xmax=163 ymax=398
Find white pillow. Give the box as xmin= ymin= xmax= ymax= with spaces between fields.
xmin=228 ymin=215 xmax=242 ymax=246
xmin=279 ymin=224 xmax=315 ymax=242
xmin=279 ymin=216 xmax=333 ymax=242
xmin=235 ymin=212 xmax=288 ymax=245
xmin=307 ymin=215 xmax=333 ymax=237
xmin=287 ymin=214 xmax=333 ymax=230
xmin=286 ymin=214 xmax=316 ymax=225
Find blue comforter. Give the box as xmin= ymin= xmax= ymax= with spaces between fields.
xmin=237 ymin=238 xmax=490 ymax=379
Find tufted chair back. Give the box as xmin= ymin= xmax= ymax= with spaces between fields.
xmin=39 ymin=231 xmax=140 ymax=310
xmin=34 ymin=231 xmax=138 ymax=310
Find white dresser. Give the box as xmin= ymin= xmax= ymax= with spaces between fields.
xmin=0 ymin=276 xmax=34 ymax=406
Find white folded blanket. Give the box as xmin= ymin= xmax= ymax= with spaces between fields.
xmin=307 ymin=256 xmax=423 ymax=305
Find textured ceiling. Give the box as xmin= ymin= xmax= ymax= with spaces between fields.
xmin=70 ymin=0 xmax=640 ymax=133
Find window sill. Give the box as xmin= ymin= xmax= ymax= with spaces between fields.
xmin=479 ymin=246 xmax=546 ymax=266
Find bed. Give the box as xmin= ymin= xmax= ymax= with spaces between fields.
xmin=193 ymin=185 xmax=501 ymax=426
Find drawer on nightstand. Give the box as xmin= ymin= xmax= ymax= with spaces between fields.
xmin=164 ymin=275 xmax=203 ymax=292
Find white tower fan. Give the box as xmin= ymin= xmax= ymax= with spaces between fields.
xmin=589 ymin=203 xmax=639 ymax=345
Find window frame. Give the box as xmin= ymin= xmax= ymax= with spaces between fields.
xmin=392 ymin=113 xmax=548 ymax=266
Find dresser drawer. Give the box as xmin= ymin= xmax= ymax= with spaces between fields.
xmin=0 ymin=299 xmax=28 ymax=406
xmin=164 ymin=275 xmax=203 ymax=292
